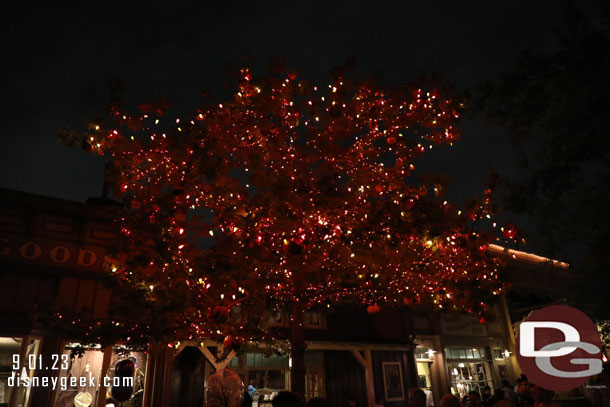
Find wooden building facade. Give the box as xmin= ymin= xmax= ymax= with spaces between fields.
xmin=0 ymin=188 xmax=568 ymax=407
xmin=0 ymin=188 xmax=418 ymax=407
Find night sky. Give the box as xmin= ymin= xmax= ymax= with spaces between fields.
xmin=1 ymin=1 xmax=598 ymax=235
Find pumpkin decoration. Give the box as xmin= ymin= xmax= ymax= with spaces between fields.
xmin=367 ymin=304 xmax=380 ymax=314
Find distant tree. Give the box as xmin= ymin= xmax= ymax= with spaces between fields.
xmin=61 ymin=63 xmax=510 ymax=394
xmin=475 ymin=2 xmax=610 ymax=320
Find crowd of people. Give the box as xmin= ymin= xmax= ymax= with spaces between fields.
xmin=205 ymin=369 xmax=560 ymax=407
xmin=405 ymin=375 xmax=559 ymax=407
xmin=258 ymin=377 xmax=558 ymax=407
xmin=264 ymin=375 xmax=559 ymax=407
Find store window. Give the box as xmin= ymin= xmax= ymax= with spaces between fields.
xmin=225 ymin=350 xmax=325 ymax=402
xmin=445 ymin=347 xmax=494 ymax=399
xmin=415 ymin=346 xmax=430 ymax=360
xmin=106 ymin=350 xmax=148 ymax=407
xmin=265 ymin=309 xmax=326 ymax=329
xmin=416 ymin=362 xmax=432 ymax=390
xmin=225 ymin=352 xmax=288 ymax=393
xmin=445 ymin=347 xmax=486 ymax=360
xmin=247 ymin=353 xmax=287 ymax=390
xmin=415 ymin=347 xmax=434 ymax=402
xmin=492 ymin=349 xmax=512 ymax=383
xmin=54 ymin=345 xmax=105 ymax=407
xmin=493 ymin=349 xmax=504 ymax=360
xmin=267 ymin=310 xmax=287 ymax=327
xmin=14 ymin=338 xmax=41 ymax=407
xmin=304 ymin=311 xmax=325 ymax=329
xmin=0 ymin=337 xmax=22 ymax=406
xmin=53 ymin=344 xmax=147 ymax=407
xmin=0 ymin=336 xmax=41 ymax=407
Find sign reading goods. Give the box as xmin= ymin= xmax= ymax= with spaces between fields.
xmin=0 ymin=237 xmax=117 ymax=271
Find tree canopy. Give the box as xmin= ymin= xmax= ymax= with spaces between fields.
xmin=60 ymin=63 xmax=512 ymax=393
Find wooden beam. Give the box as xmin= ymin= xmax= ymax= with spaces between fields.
xmin=350 ymin=348 xmax=376 ymax=407
xmin=142 ymin=343 xmax=154 ymax=407
xmin=363 ymin=349 xmax=376 ymax=407
xmin=95 ymin=345 xmax=113 ymax=407
xmin=501 ymin=293 xmax=522 ymax=379
xmin=176 ymin=340 xmax=198 ymax=353
xmin=200 ymin=343 xmax=220 ymax=370
xmin=306 ymin=341 xmax=413 ymax=351
xmin=175 ymin=340 xmax=235 ymax=371
xmin=350 ymin=349 xmax=367 ymax=369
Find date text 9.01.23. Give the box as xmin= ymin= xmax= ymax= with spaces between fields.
xmin=13 ymin=354 xmax=69 ymax=371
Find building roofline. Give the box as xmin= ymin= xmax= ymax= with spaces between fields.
xmin=0 ymin=187 xmax=121 ymax=215
xmin=0 ymin=186 xmax=87 ymax=206
xmin=0 ymin=188 xmax=570 ymax=270
xmin=488 ymin=243 xmax=569 ymax=269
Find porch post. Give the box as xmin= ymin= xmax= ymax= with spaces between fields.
xmin=350 ymin=348 xmax=376 ymax=407
xmin=500 ymin=294 xmax=521 ymax=378
xmin=95 ymin=345 xmax=113 ymax=407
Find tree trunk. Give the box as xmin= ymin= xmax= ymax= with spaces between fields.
xmin=290 ymin=302 xmax=307 ymax=396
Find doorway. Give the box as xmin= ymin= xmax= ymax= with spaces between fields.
xmin=171 ymin=346 xmax=206 ymax=407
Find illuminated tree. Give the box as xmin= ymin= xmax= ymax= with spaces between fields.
xmin=61 ymin=65 xmax=509 ymax=394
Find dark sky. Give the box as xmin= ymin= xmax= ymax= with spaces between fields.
xmin=0 ymin=1 xmax=598 ymax=229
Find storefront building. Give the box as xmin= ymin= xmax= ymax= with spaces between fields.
xmin=411 ymin=246 xmax=569 ymax=406
xmin=0 ymin=188 xmax=121 ymax=407
xmin=0 ymin=188 xmax=419 ymax=407
xmin=0 ymin=188 xmax=568 ymax=407
xmin=168 ymin=306 xmax=420 ymax=407
xmin=412 ymin=309 xmax=517 ymax=404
